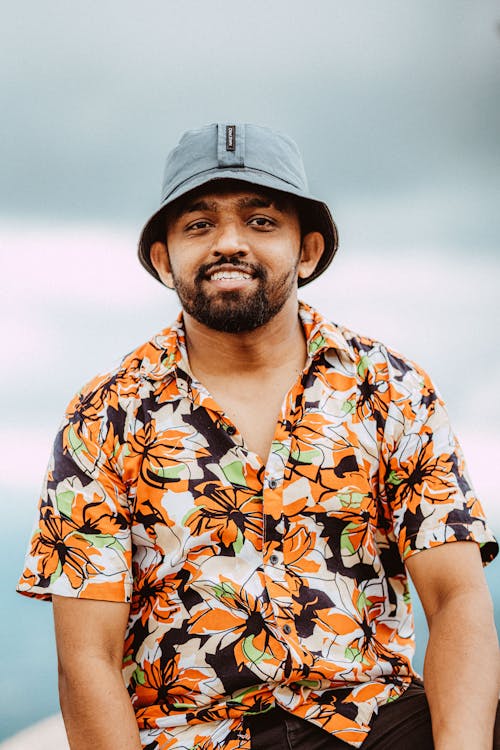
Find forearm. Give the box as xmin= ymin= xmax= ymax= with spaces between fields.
xmin=424 ymin=586 xmax=499 ymax=750
xmin=59 ymin=656 xmax=142 ymax=750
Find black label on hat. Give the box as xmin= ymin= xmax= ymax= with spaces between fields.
xmin=226 ymin=125 xmax=236 ymax=151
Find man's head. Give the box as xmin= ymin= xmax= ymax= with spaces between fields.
xmin=138 ymin=122 xmax=339 ymax=291
xmin=149 ymin=179 xmax=324 ymax=333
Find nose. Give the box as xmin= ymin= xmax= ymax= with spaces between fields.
xmin=211 ymin=220 xmax=249 ymax=258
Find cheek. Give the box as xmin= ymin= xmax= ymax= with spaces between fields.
xmin=167 ymin=233 xmax=207 ymax=269
xmin=273 ymin=238 xmax=303 ymax=272
xmin=282 ymin=228 xmax=303 ymax=259
xmin=168 ymin=254 xmax=202 ymax=286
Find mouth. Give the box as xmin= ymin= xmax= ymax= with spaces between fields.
xmin=203 ymin=265 xmax=257 ymax=290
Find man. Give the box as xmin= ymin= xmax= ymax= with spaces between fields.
xmin=18 ymin=123 xmax=499 ymax=750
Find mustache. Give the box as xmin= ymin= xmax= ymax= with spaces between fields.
xmin=196 ymin=258 xmax=265 ymax=283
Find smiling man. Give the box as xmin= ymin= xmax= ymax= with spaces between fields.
xmin=18 ymin=123 xmax=499 ymax=750
xmin=150 ymin=183 xmax=319 ymax=336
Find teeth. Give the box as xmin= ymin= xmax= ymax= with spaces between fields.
xmin=210 ymin=271 xmax=252 ymax=280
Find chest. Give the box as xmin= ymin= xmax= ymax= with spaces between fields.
xmin=199 ymin=378 xmax=291 ymax=462
xmin=178 ymin=354 xmax=312 ymax=461
xmin=128 ymin=372 xmax=381 ymax=530
xmin=127 ymin=392 xmax=383 ymax=600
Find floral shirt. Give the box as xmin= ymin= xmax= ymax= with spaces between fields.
xmin=18 ymin=302 xmax=497 ymax=750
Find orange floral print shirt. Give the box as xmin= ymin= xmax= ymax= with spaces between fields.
xmin=18 ymin=302 xmax=497 ymax=750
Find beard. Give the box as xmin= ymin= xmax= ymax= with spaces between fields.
xmin=171 ymin=258 xmax=299 ymax=333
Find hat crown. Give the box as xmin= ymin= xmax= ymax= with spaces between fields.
xmin=161 ymin=123 xmax=309 ymax=203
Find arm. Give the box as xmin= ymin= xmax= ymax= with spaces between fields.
xmin=53 ymin=595 xmax=142 ymax=750
xmin=406 ymin=541 xmax=499 ymax=750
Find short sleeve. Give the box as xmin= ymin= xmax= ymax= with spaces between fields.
xmin=17 ymin=380 xmax=133 ymax=603
xmin=382 ymin=353 xmax=498 ymax=566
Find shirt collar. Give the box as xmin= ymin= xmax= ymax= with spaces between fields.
xmin=298 ymin=300 xmax=355 ymax=361
xmin=137 ymin=313 xmax=186 ymax=382
xmin=138 ymin=301 xmax=354 ymax=382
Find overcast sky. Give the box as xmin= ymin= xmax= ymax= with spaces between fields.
xmin=1 ymin=0 xmax=499 ymax=249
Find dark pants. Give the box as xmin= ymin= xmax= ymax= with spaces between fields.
xmin=245 ymin=683 xmax=500 ymax=749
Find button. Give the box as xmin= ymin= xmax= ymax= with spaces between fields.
xmin=270 ymin=554 xmax=279 ymax=565
xmin=226 ymin=425 xmax=236 ymax=435
xmin=268 ymin=478 xmax=278 ymax=489
xmin=283 ymin=624 xmax=292 ymax=635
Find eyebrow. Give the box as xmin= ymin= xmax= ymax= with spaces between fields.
xmin=180 ymin=195 xmax=284 ymax=216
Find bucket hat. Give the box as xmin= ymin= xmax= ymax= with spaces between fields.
xmin=138 ymin=122 xmax=338 ymax=287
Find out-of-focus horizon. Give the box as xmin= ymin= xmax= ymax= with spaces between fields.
xmin=1 ymin=0 xmax=499 ymax=743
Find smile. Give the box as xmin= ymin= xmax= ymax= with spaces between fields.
xmin=209 ymin=270 xmax=253 ymax=281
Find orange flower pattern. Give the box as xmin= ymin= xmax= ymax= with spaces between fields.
xmin=18 ymin=302 xmax=497 ymax=749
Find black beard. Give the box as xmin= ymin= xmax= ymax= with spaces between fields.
xmin=171 ymin=259 xmax=298 ymax=333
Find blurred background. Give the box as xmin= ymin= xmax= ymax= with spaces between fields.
xmin=1 ymin=0 xmax=499 ymax=741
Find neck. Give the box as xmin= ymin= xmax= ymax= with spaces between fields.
xmin=182 ymin=296 xmax=307 ymax=376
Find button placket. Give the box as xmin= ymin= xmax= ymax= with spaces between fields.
xmin=262 ymin=475 xmax=286 ymax=595
xmin=262 ymin=417 xmax=294 ymax=629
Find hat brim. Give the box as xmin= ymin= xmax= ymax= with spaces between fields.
xmin=138 ymin=170 xmax=338 ymax=287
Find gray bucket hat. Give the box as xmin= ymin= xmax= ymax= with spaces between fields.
xmin=138 ymin=122 xmax=338 ymax=287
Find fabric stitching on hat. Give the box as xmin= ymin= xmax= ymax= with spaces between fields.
xmin=162 ymin=166 xmax=305 ymax=203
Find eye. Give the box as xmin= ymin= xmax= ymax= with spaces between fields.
xmin=248 ymin=216 xmax=276 ymax=229
xmin=186 ymin=220 xmax=212 ymax=231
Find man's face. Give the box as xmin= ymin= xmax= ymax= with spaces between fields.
xmin=150 ymin=183 xmax=322 ymax=333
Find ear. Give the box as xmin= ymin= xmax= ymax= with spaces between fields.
xmin=298 ymin=232 xmax=325 ymax=281
xmin=150 ymin=242 xmax=174 ymax=289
